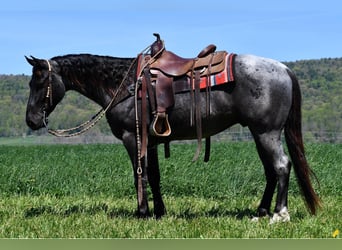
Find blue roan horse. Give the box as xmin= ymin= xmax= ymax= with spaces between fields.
xmin=25 ymin=38 xmax=321 ymax=222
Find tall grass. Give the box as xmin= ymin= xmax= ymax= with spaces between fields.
xmin=0 ymin=142 xmax=341 ymax=238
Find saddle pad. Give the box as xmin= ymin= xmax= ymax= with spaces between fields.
xmin=195 ymin=53 xmax=236 ymax=89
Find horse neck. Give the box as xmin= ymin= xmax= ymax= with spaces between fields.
xmin=53 ymin=54 xmax=135 ymax=108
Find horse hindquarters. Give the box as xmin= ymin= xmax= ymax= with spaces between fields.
xmin=233 ymin=55 xmax=295 ymax=221
xmin=249 ymin=68 xmax=321 ymax=222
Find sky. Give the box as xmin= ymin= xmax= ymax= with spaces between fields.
xmin=1 ymin=0 xmax=341 ymax=75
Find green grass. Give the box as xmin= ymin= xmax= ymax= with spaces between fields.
xmin=0 ymin=135 xmax=60 ymax=146
xmin=0 ymin=142 xmax=341 ymax=238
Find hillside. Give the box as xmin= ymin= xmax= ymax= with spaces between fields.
xmin=1 ymin=57 xmax=341 ymax=141
xmin=286 ymin=58 xmax=342 ymax=133
xmin=0 ymin=74 xmax=107 ymax=138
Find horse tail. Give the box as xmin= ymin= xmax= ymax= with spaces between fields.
xmin=284 ymin=69 xmax=322 ymax=215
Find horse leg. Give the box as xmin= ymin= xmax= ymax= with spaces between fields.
xmin=147 ymin=146 xmax=166 ymax=219
xmin=122 ymin=132 xmax=150 ymax=218
xmin=254 ymin=139 xmax=277 ymax=218
xmin=251 ymin=130 xmax=291 ymax=223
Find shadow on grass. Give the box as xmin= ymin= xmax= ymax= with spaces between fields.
xmin=170 ymin=207 xmax=255 ymax=220
xmin=24 ymin=203 xmax=255 ymax=220
xmin=24 ymin=203 xmax=134 ymax=219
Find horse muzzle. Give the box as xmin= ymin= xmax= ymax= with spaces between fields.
xmin=26 ymin=112 xmax=48 ymax=130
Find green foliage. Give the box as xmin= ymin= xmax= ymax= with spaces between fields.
xmin=0 ymin=75 xmax=109 ymax=137
xmin=0 ymin=143 xmax=341 ymax=238
xmin=285 ymin=58 xmax=342 ymax=133
xmin=1 ymin=57 xmax=342 ymax=139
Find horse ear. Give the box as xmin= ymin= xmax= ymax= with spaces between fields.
xmin=25 ymin=55 xmax=36 ymax=66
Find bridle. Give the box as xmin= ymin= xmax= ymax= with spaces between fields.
xmin=42 ymin=60 xmax=53 ymax=128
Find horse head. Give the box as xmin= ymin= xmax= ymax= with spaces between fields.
xmin=25 ymin=56 xmax=66 ymax=130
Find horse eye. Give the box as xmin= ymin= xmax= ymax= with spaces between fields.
xmin=32 ymin=70 xmax=46 ymax=85
xmin=34 ymin=70 xmax=42 ymax=77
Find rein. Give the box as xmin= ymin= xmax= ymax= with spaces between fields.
xmin=42 ymin=35 xmax=163 ymax=138
xmin=43 ymin=57 xmax=138 ymax=137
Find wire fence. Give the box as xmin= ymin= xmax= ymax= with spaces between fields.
xmin=49 ymin=126 xmax=342 ymax=144
xmin=3 ymin=126 xmax=340 ymax=145
xmin=212 ymin=128 xmax=342 ymax=144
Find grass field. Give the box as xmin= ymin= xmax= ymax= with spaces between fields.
xmin=0 ymin=142 xmax=341 ymax=238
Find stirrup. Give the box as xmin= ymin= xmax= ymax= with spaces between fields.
xmin=150 ymin=112 xmax=171 ymax=137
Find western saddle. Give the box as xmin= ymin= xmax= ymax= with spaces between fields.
xmin=138 ymin=33 xmax=228 ymax=161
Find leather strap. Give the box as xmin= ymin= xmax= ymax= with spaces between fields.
xmin=143 ymin=68 xmax=171 ymax=159
xmin=190 ymin=68 xmax=195 ymax=127
xmin=203 ymin=54 xmax=213 ymax=163
xmin=192 ymin=70 xmax=202 ymax=162
xmin=140 ymin=72 xmax=148 ymax=159
xmin=204 ymin=137 xmax=211 ymax=162
xmin=206 ymin=53 xmax=214 ymax=117
xmin=144 ymin=68 xmax=156 ymax=115
xmin=155 ymin=73 xmax=174 ymax=113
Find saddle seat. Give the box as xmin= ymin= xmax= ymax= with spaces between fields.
xmin=150 ymin=44 xmax=217 ymax=77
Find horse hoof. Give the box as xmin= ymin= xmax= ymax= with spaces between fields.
xmin=135 ymin=210 xmax=151 ymax=219
xmin=269 ymin=207 xmax=290 ymax=224
xmin=251 ymin=216 xmax=260 ymax=222
xmin=154 ymin=209 xmax=166 ymax=220
xmin=251 ymin=215 xmax=270 ymax=222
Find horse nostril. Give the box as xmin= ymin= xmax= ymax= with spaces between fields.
xmin=26 ymin=114 xmax=42 ymax=130
xmin=26 ymin=119 xmax=35 ymax=128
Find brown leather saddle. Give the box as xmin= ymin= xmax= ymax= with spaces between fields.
xmin=138 ymin=33 xmax=228 ymax=161
xmin=147 ymin=34 xmax=227 ymax=137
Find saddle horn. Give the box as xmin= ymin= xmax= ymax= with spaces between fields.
xmin=153 ymin=33 xmax=161 ymax=41
xmin=151 ymin=33 xmax=164 ymax=57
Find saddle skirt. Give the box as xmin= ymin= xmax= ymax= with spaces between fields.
xmin=192 ymin=52 xmax=236 ymax=89
xmin=147 ymin=52 xmax=236 ymax=93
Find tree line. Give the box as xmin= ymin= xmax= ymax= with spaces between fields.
xmin=1 ymin=57 xmax=341 ymax=141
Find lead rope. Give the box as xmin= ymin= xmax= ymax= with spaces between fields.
xmin=133 ymin=41 xmax=166 ymax=207
xmin=132 ymin=39 xmax=166 ymax=208
xmin=134 ymin=76 xmax=144 ymax=207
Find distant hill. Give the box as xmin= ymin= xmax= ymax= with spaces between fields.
xmin=285 ymin=58 xmax=342 ymax=133
xmin=1 ymin=57 xmax=341 ymax=141
xmin=0 ymin=74 xmax=106 ymax=138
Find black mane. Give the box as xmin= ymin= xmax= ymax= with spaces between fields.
xmin=51 ymin=54 xmax=136 ymax=89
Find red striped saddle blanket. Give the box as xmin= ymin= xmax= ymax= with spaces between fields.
xmin=193 ymin=53 xmax=236 ymax=89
